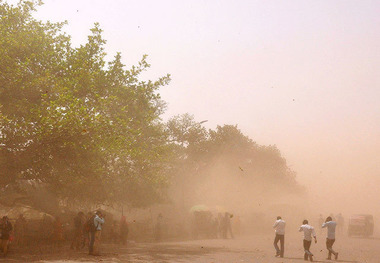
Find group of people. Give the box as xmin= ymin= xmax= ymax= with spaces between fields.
xmin=0 ymin=210 xmax=343 ymax=260
xmin=70 ymin=210 xmax=128 ymax=256
xmin=218 ymin=212 xmax=234 ymax=239
xmin=273 ymin=216 xmax=339 ymax=261
xmin=0 ymin=214 xmax=28 ymax=257
xmin=0 ymin=210 xmax=130 ymax=257
xmin=191 ymin=211 xmax=235 ymax=239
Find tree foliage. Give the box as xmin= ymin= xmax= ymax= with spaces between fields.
xmin=166 ymin=114 xmax=301 ymax=209
xmin=0 ymin=0 xmax=172 ymax=210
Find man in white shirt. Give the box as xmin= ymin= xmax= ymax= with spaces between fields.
xmin=273 ymin=216 xmax=285 ymax=257
xmin=299 ymin=219 xmax=317 ymax=261
xmin=93 ymin=211 xmax=105 ymax=256
xmin=322 ymin=216 xmax=339 ymax=260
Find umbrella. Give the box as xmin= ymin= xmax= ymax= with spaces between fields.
xmin=189 ymin=204 xmax=209 ymax=213
xmin=6 ymin=206 xmax=54 ymax=220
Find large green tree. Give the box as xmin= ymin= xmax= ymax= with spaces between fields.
xmin=0 ymin=0 xmax=172 ymax=211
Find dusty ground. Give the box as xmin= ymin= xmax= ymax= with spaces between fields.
xmin=1 ymin=233 xmax=379 ymax=263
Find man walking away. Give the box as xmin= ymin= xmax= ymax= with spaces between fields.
xmin=273 ymin=216 xmax=285 ymax=257
xmin=0 ymin=216 xmax=13 ymax=257
xmin=322 ymin=216 xmax=339 ymax=260
xmin=299 ymin=219 xmax=317 ymax=261
xmin=92 ymin=211 xmax=105 ymax=256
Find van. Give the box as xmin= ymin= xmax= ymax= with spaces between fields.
xmin=348 ymin=214 xmax=374 ymax=237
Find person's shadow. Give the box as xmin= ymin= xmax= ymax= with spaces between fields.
xmin=281 ymin=257 xmax=358 ymax=263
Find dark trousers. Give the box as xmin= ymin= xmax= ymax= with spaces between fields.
xmin=326 ymin=238 xmax=337 ymax=258
xmin=274 ymin=234 xmax=284 ymax=257
xmin=89 ymin=231 xmax=95 ymax=254
xmin=303 ymin=239 xmax=313 ymax=260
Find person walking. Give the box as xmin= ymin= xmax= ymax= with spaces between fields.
xmin=92 ymin=211 xmax=105 ymax=256
xmin=273 ymin=216 xmax=285 ymax=258
xmin=322 ymin=216 xmax=339 ymax=260
xmin=0 ymin=216 xmax=13 ymax=257
xmin=71 ymin=212 xmax=84 ymax=250
xmin=299 ymin=219 xmax=317 ymax=261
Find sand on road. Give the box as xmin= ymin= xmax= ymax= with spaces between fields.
xmin=2 ymin=233 xmax=379 ymax=263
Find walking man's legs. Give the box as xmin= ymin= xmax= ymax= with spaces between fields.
xmin=326 ymin=238 xmax=338 ymax=259
xmin=93 ymin=230 xmax=102 ymax=255
xmin=274 ymin=234 xmax=284 ymax=257
xmin=89 ymin=231 xmax=95 ymax=255
xmin=303 ymin=240 xmax=313 ymax=261
xmin=274 ymin=234 xmax=281 ymax=256
xmin=280 ymin=235 xmax=285 ymax=257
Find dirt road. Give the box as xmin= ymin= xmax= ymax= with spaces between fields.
xmin=2 ymin=233 xmax=379 ymax=262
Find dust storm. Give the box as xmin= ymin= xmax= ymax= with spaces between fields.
xmin=0 ymin=0 xmax=379 ymax=262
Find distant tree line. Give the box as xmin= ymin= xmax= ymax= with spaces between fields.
xmin=0 ymin=1 xmax=301 ymax=214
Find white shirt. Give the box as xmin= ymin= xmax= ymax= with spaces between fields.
xmin=273 ymin=219 xmax=286 ymax=235
xmin=94 ymin=215 xmax=105 ymax=231
xmin=322 ymin=221 xmax=337 ymax=239
xmin=299 ymin=224 xmax=316 ymax=241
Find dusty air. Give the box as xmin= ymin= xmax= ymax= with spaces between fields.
xmin=0 ymin=0 xmax=379 ymax=262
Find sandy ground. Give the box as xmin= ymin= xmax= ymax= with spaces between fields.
xmin=1 ymin=233 xmax=379 ymax=263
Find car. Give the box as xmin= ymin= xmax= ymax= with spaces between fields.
xmin=348 ymin=214 xmax=374 ymax=237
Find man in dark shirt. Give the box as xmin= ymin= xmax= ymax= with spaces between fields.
xmin=0 ymin=216 xmax=13 ymax=256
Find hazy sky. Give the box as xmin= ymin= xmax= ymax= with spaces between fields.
xmin=6 ymin=0 xmax=380 ymax=211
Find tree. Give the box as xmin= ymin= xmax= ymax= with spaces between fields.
xmin=0 ymin=0 xmax=172 ymax=211
xmin=166 ymin=115 xmax=302 ymax=209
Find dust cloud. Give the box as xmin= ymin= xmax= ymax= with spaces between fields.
xmin=165 ymin=131 xmax=380 ymax=238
